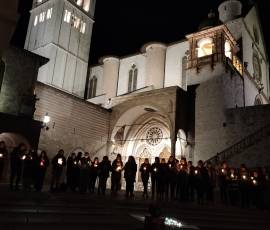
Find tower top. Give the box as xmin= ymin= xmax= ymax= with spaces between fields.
xmin=218 ymin=0 xmax=242 ymax=23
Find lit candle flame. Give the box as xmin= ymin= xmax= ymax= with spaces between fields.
xmin=143 ymin=167 xmax=146 ymax=170
xmin=94 ymin=164 xmax=98 ymax=167
xmin=0 ymin=154 xmax=3 ymax=158
xmin=117 ymin=166 xmax=121 ymax=171
xmin=242 ymin=175 xmax=246 ymax=180
xmin=221 ymin=169 xmax=225 ymax=173
xmin=154 ymin=168 xmax=157 ymax=172
xmin=21 ymin=155 xmax=26 ymax=160
xmin=195 ymin=170 xmax=198 ymax=175
xmin=231 ymin=174 xmax=234 ymax=178
xmin=40 ymin=161 xmax=44 ymax=167
xmin=58 ymin=158 xmax=63 ymax=165
xmin=253 ymin=179 xmax=257 ymax=185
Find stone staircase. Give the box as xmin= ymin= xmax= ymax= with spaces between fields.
xmin=0 ymin=187 xmax=269 ymax=230
xmin=207 ymin=123 xmax=270 ymax=167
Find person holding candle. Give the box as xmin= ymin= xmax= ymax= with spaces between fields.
xmin=66 ymin=152 xmax=77 ymax=191
xmin=9 ymin=143 xmax=27 ymax=191
xmin=111 ymin=154 xmax=123 ymax=196
xmin=79 ymin=156 xmax=91 ymax=194
xmin=159 ymin=158 xmax=168 ymax=200
xmin=35 ymin=150 xmax=49 ymax=192
xmin=218 ymin=161 xmax=229 ymax=204
xmin=89 ymin=157 xmax=99 ymax=193
xmin=177 ymin=157 xmax=188 ymax=201
xmin=0 ymin=141 xmax=7 ymax=181
xmin=124 ymin=155 xmax=137 ymax=198
xmin=139 ymin=158 xmax=151 ymax=198
xmin=150 ymin=157 xmax=160 ymax=199
xmin=98 ymin=156 xmax=111 ymax=195
xmin=166 ymin=156 xmax=176 ymax=200
xmin=239 ymin=164 xmax=250 ymax=208
xmin=187 ymin=161 xmax=195 ymax=202
xmin=227 ymin=168 xmax=239 ymax=206
xmin=250 ymin=168 xmax=266 ymax=209
xmin=206 ymin=161 xmax=216 ymax=202
xmin=195 ymin=160 xmax=209 ymax=205
xmin=50 ymin=149 xmax=66 ymax=191
xmin=22 ymin=149 xmax=37 ymax=191
xmin=74 ymin=152 xmax=83 ymax=190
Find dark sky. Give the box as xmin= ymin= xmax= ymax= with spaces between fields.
xmin=12 ymin=0 xmax=270 ymax=65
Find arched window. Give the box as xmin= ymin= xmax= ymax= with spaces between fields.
xmin=88 ymin=76 xmax=97 ymax=98
xmin=197 ymin=37 xmax=214 ymax=58
xmin=128 ymin=64 xmax=138 ymax=93
xmin=224 ymin=40 xmax=232 ymax=59
xmin=254 ymin=94 xmax=263 ymax=105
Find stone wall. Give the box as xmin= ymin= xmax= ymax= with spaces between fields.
xmin=34 ymin=82 xmax=110 ymax=159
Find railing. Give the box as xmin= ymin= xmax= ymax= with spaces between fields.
xmin=232 ymin=56 xmax=243 ymax=76
xmin=207 ymin=123 xmax=270 ymax=164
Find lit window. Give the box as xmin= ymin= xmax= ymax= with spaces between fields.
xmin=76 ymin=0 xmax=83 ymax=6
xmin=80 ymin=21 xmax=86 ymax=34
xmin=39 ymin=12 xmax=45 ymax=22
xmin=224 ymin=40 xmax=232 ymax=59
xmin=197 ymin=38 xmax=214 ymax=58
xmin=64 ymin=10 xmax=71 ymax=23
xmin=34 ymin=15 xmax=38 ymax=26
xmin=46 ymin=8 xmax=53 ymax=19
xmin=83 ymin=0 xmax=91 ymax=12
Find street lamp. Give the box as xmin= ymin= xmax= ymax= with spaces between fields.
xmin=43 ymin=112 xmax=50 ymax=130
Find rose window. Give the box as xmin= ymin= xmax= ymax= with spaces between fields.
xmin=146 ymin=127 xmax=163 ymax=146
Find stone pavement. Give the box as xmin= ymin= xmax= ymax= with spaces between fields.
xmin=0 ymin=185 xmax=269 ymax=230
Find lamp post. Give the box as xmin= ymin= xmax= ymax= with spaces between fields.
xmin=42 ymin=112 xmax=50 ymax=130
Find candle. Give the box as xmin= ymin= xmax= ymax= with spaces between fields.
xmin=195 ymin=170 xmax=198 ymax=175
xmin=230 ymin=174 xmax=234 ymax=179
xmin=21 ymin=155 xmax=26 ymax=160
xmin=154 ymin=168 xmax=157 ymax=172
xmin=242 ymin=175 xmax=246 ymax=180
xmin=252 ymin=179 xmax=257 ymax=185
xmin=94 ymin=164 xmax=98 ymax=167
xmin=74 ymin=161 xmax=77 ymax=165
xmin=116 ymin=166 xmax=121 ymax=171
xmin=143 ymin=167 xmax=147 ymax=171
xmin=40 ymin=160 xmax=44 ymax=167
xmin=180 ymin=165 xmax=183 ymax=169
xmin=221 ymin=169 xmax=225 ymax=173
xmin=58 ymin=158 xmax=63 ymax=165
xmin=251 ymin=176 xmax=254 ymax=180
xmin=169 ymin=164 xmax=172 ymax=168
xmin=0 ymin=153 xmax=3 ymax=158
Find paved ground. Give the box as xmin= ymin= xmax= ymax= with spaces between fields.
xmin=0 ymin=185 xmax=269 ymax=230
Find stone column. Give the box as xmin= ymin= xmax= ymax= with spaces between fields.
xmin=143 ymin=42 xmax=167 ymax=89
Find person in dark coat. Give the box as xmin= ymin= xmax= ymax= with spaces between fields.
xmin=250 ymin=168 xmax=266 ymax=209
xmin=239 ymin=164 xmax=250 ymax=208
xmin=139 ymin=158 xmax=151 ymax=198
xmin=35 ymin=150 xmax=49 ymax=191
xmin=206 ymin=162 xmax=216 ymax=202
xmin=159 ymin=158 xmax=168 ymax=200
xmin=151 ymin=157 xmax=160 ymax=199
xmin=111 ymin=154 xmax=123 ymax=195
xmin=166 ymin=156 xmax=176 ymax=200
xmin=124 ymin=155 xmax=137 ymax=198
xmin=79 ymin=157 xmax=91 ymax=194
xmin=10 ymin=143 xmax=27 ymax=191
xmin=227 ymin=168 xmax=239 ymax=206
xmin=22 ymin=149 xmax=37 ymax=191
xmin=89 ymin=157 xmax=99 ymax=193
xmin=74 ymin=152 xmax=83 ymax=190
xmin=98 ymin=156 xmax=111 ymax=195
xmin=177 ymin=158 xmax=188 ymax=201
xmin=187 ymin=161 xmax=195 ymax=201
xmin=195 ymin=160 xmax=209 ymax=205
xmin=66 ymin=152 xmax=77 ymax=191
xmin=0 ymin=141 xmax=7 ymax=181
xmin=218 ymin=161 xmax=229 ymax=204
xmin=50 ymin=149 xmax=66 ymax=191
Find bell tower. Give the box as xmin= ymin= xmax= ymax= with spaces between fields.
xmin=24 ymin=0 xmax=96 ymax=97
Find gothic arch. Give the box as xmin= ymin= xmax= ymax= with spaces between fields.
xmin=254 ymin=94 xmax=263 ymax=105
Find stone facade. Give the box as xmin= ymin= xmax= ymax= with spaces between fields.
xmin=34 ymin=82 xmax=110 ymax=159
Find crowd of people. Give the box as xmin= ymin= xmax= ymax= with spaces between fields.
xmin=0 ymin=141 xmax=269 ymax=209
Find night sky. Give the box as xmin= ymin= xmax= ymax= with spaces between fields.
xmin=12 ymin=0 xmax=270 ymax=65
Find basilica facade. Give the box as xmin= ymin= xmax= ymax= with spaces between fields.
xmin=18 ymin=0 xmax=270 ymax=187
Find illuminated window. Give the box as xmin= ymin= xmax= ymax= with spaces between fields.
xmin=39 ymin=12 xmax=45 ymax=22
xmin=128 ymin=64 xmax=138 ymax=93
xmin=83 ymin=0 xmax=91 ymax=12
xmin=64 ymin=10 xmax=71 ymax=23
xmin=46 ymin=8 xmax=53 ymax=19
xmin=76 ymin=0 xmax=83 ymax=6
xmin=34 ymin=16 xmax=38 ymax=26
xmin=224 ymin=40 xmax=232 ymax=59
xmin=197 ymin=38 xmax=214 ymax=58
xmin=80 ymin=21 xmax=86 ymax=34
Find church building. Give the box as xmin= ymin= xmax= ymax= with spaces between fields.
xmin=18 ymin=0 xmax=270 ymax=187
